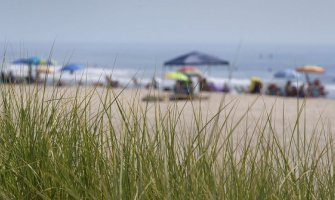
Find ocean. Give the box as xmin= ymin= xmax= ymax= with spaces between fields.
xmin=2 ymin=42 xmax=335 ymax=98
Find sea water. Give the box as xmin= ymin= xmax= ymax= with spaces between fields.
xmin=2 ymin=42 xmax=335 ymax=98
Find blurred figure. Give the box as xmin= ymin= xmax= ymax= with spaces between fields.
xmin=174 ymin=80 xmax=193 ymax=95
xmin=173 ymin=80 xmax=182 ymax=93
xmin=284 ymin=80 xmax=297 ymax=97
xmin=56 ymin=80 xmax=66 ymax=87
xmin=298 ymin=84 xmax=306 ymax=97
xmin=105 ymin=75 xmax=119 ymax=88
xmin=222 ymin=82 xmax=230 ymax=93
xmin=1 ymin=71 xmax=6 ymax=83
xmin=284 ymin=80 xmax=292 ymax=96
xmin=8 ymin=71 xmax=16 ymax=84
xmin=145 ymin=76 xmax=159 ymax=89
xmin=310 ymin=79 xmax=327 ymax=97
xmin=191 ymin=76 xmax=200 ymax=95
xmin=249 ymin=77 xmax=263 ymax=94
xmin=151 ymin=77 xmax=158 ymax=89
xmin=267 ymin=83 xmax=282 ymax=96
xmin=198 ymin=76 xmax=218 ymax=92
xmin=199 ymin=77 xmax=210 ymax=91
xmin=132 ymin=76 xmax=140 ymax=88
xmin=291 ymin=86 xmax=298 ymax=96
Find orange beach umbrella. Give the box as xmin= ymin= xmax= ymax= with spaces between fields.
xmin=296 ymin=65 xmax=325 ymax=84
xmin=296 ymin=65 xmax=325 ymax=74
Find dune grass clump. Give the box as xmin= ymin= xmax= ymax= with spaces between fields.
xmin=0 ymin=84 xmax=333 ymax=199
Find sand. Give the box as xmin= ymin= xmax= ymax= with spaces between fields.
xmin=4 ymin=85 xmax=335 ymax=147
xmin=112 ymin=87 xmax=335 ymax=131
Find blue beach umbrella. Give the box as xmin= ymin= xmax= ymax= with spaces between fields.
xmin=274 ymin=69 xmax=301 ymax=79
xmin=12 ymin=56 xmax=56 ymax=82
xmin=26 ymin=56 xmax=42 ymax=65
xmin=26 ymin=56 xmax=56 ymax=65
xmin=12 ymin=56 xmax=55 ymax=65
xmin=12 ymin=58 xmax=28 ymax=65
xmin=61 ymin=64 xmax=84 ymax=73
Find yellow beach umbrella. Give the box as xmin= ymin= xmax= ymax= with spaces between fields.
xmin=249 ymin=76 xmax=263 ymax=93
xmin=251 ymin=76 xmax=262 ymax=82
xmin=165 ymin=71 xmax=189 ymax=81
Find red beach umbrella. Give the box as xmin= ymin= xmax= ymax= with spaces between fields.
xmin=177 ymin=66 xmax=203 ymax=77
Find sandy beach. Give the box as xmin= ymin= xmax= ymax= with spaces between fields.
xmin=124 ymin=88 xmax=335 ymax=145
xmin=7 ymin=85 xmax=334 ymax=146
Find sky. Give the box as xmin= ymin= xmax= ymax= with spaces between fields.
xmin=1 ymin=0 xmax=335 ymax=45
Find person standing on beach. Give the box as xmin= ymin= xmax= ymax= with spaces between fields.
xmin=222 ymin=82 xmax=230 ymax=93
xmin=285 ymin=80 xmax=297 ymax=96
xmin=249 ymin=78 xmax=263 ymax=94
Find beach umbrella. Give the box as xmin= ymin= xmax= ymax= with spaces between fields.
xmin=12 ymin=58 xmax=28 ymax=65
xmin=296 ymin=65 xmax=325 ymax=83
xmin=36 ymin=65 xmax=55 ymax=74
xmin=26 ymin=56 xmax=42 ymax=65
xmin=164 ymin=51 xmax=229 ymax=66
xmin=11 ymin=56 xmax=56 ymax=82
xmin=251 ymin=76 xmax=262 ymax=82
xmin=165 ymin=71 xmax=189 ymax=81
xmin=249 ymin=76 xmax=263 ymax=93
xmin=11 ymin=56 xmax=41 ymax=65
xmin=274 ymin=69 xmax=301 ymax=79
xmin=177 ymin=66 xmax=203 ymax=77
xmin=296 ymin=65 xmax=325 ymax=74
xmin=39 ymin=59 xmax=57 ymax=65
xmin=178 ymin=66 xmax=198 ymax=71
xmin=61 ymin=64 xmax=84 ymax=73
xmin=12 ymin=56 xmax=56 ymax=66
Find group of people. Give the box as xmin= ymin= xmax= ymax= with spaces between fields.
xmin=0 ymin=71 xmax=40 ymax=84
xmin=173 ymin=80 xmax=194 ymax=95
xmin=0 ymin=72 xmax=16 ymax=84
xmin=4 ymin=67 xmax=326 ymax=99
xmin=172 ymin=76 xmax=231 ymax=96
xmin=267 ymin=79 xmax=327 ymax=98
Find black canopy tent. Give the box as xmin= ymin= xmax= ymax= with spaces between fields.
xmin=164 ymin=51 xmax=229 ymax=66
xmin=162 ymin=51 xmax=230 ymax=92
xmin=163 ymin=51 xmax=230 ymax=82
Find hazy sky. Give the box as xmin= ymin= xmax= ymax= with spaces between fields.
xmin=1 ymin=0 xmax=335 ymax=45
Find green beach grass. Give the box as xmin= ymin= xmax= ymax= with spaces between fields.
xmin=0 ymin=84 xmax=334 ymax=199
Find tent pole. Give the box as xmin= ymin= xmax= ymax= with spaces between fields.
xmin=228 ymin=64 xmax=232 ymax=81
xmin=228 ymin=63 xmax=233 ymax=86
xmin=305 ymin=73 xmax=310 ymax=84
xmin=162 ymin=65 xmax=166 ymax=91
